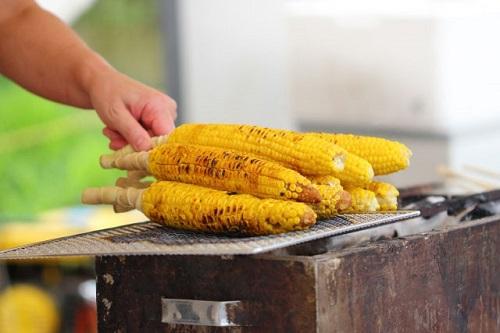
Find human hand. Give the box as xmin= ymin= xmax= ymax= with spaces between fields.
xmin=88 ymin=70 xmax=177 ymax=151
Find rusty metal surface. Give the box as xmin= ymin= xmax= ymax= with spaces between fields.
xmin=316 ymin=216 xmax=500 ymax=333
xmin=0 ymin=211 xmax=419 ymax=258
xmin=96 ymin=216 xmax=500 ymax=332
xmin=96 ymin=255 xmax=317 ymax=333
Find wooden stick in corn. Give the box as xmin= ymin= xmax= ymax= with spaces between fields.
xmin=127 ymin=170 xmax=149 ymax=181
xmin=106 ymin=143 xmax=322 ymax=203
xmin=113 ymin=177 xmax=153 ymax=213
xmin=100 ymin=135 xmax=169 ymax=168
xmin=82 ymin=181 xmax=317 ymax=235
xmin=310 ymin=133 xmax=412 ymax=175
xmin=82 ymin=186 xmax=143 ymax=212
xmin=166 ymin=124 xmax=346 ymax=175
xmin=366 ymin=181 xmax=399 ymax=211
xmin=310 ymin=184 xmax=351 ymax=219
xmin=115 ymin=177 xmax=152 ymax=190
xmin=343 ymin=187 xmax=380 ymax=212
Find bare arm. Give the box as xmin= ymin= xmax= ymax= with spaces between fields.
xmin=0 ymin=0 xmax=177 ymax=150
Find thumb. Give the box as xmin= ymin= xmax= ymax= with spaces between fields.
xmin=109 ymin=106 xmax=152 ymax=151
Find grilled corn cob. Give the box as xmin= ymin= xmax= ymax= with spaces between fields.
xmin=310 ymin=184 xmax=351 ymax=219
xmin=82 ymin=181 xmax=317 ymax=235
xmin=366 ymin=181 xmax=399 ymax=211
xmin=108 ymin=143 xmax=322 ymax=203
xmin=343 ymin=187 xmax=380 ymax=212
xmin=310 ymin=133 xmax=412 ymax=175
xmin=167 ymin=124 xmax=346 ymax=175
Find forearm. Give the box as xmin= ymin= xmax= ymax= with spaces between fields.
xmin=0 ymin=0 xmax=177 ymax=151
xmin=0 ymin=0 xmax=113 ymax=108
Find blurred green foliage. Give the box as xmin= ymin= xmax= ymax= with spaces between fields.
xmin=0 ymin=0 xmax=164 ymax=218
xmin=0 ymin=78 xmax=121 ymax=219
xmin=74 ymin=0 xmax=166 ymax=89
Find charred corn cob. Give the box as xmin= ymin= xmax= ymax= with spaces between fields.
xmin=310 ymin=184 xmax=351 ymax=219
xmin=366 ymin=181 xmax=399 ymax=211
xmin=167 ymin=124 xmax=346 ymax=175
xmin=343 ymin=187 xmax=380 ymax=212
xmin=108 ymin=143 xmax=322 ymax=203
xmin=310 ymin=133 xmax=412 ymax=175
xmin=82 ymin=181 xmax=317 ymax=235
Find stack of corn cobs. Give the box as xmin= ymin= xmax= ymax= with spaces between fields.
xmin=82 ymin=124 xmax=412 ymax=236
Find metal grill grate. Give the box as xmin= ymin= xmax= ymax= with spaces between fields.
xmin=0 ymin=211 xmax=419 ymax=259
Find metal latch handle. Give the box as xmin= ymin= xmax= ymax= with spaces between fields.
xmin=161 ymin=298 xmax=254 ymax=327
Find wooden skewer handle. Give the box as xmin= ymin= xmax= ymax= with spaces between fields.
xmin=100 ymin=135 xmax=168 ymax=168
xmin=113 ymin=177 xmax=152 ymax=213
xmin=81 ymin=187 xmax=144 ymax=211
xmin=110 ymin=151 xmax=150 ymax=172
xmin=113 ymin=205 xmax=133 ymax=213
xmin=151 ymin=135 xmax=169 ymax=146
xmin=115 ymin=177 xmax=152 ymax=189
xmin=127 ymin=170 xmax=149 ymax=181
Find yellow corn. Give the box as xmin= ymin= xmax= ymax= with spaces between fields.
xmin=310 ymin=184 xmax=351 ymax=219
xmin=167 ymin=124 xmax=346 ymax=175
xmin=146 ymin=143 xmax=321 ymax=203
xmin=366 ymin=181 xmax=399 ymax=211
xmin=343 ymin=187 xmax=380 ymax=212
xmin=307 ymin=154 xmax=373 ymax=187
xmin=310 ymin=133 xmax=412 ymax=175
xmin=330 ymin=152 xmax=374 ymax=186
xmin=142 ymin=181 xmax=317 ymax=235
xmin=308 ymin=175 xmax=341 ymax=187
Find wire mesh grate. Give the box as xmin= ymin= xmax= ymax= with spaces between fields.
xmin=0 ymin=211 xmax=419 ymax=258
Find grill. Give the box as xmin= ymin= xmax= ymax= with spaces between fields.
xmin=1 ymin=185 xmax=499 ymax=332
xmin=0 ymin=211 xmax=418 ymax=258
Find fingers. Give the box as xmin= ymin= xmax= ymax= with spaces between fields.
xmin=110 ymin=141 xmax=127 ymax=150
xmin=169 ymin=98 xmax=178 ymax=120
xmin=103 ymin=127 xmax=128 ymax=150
xmin=93 ymin=78 xmax=177 ymax=151
xmin=105 ymin=103 xmax=152 ymax=151
xmin=152 ymin=113 xmax=175 ymax=136
xmin=142 ymin=108 xmax=174 ymax=137
xmin=140 ymin=95 xmax=177 ymax=137
xmin=103 ymin=127 xmax=124 ymax=142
